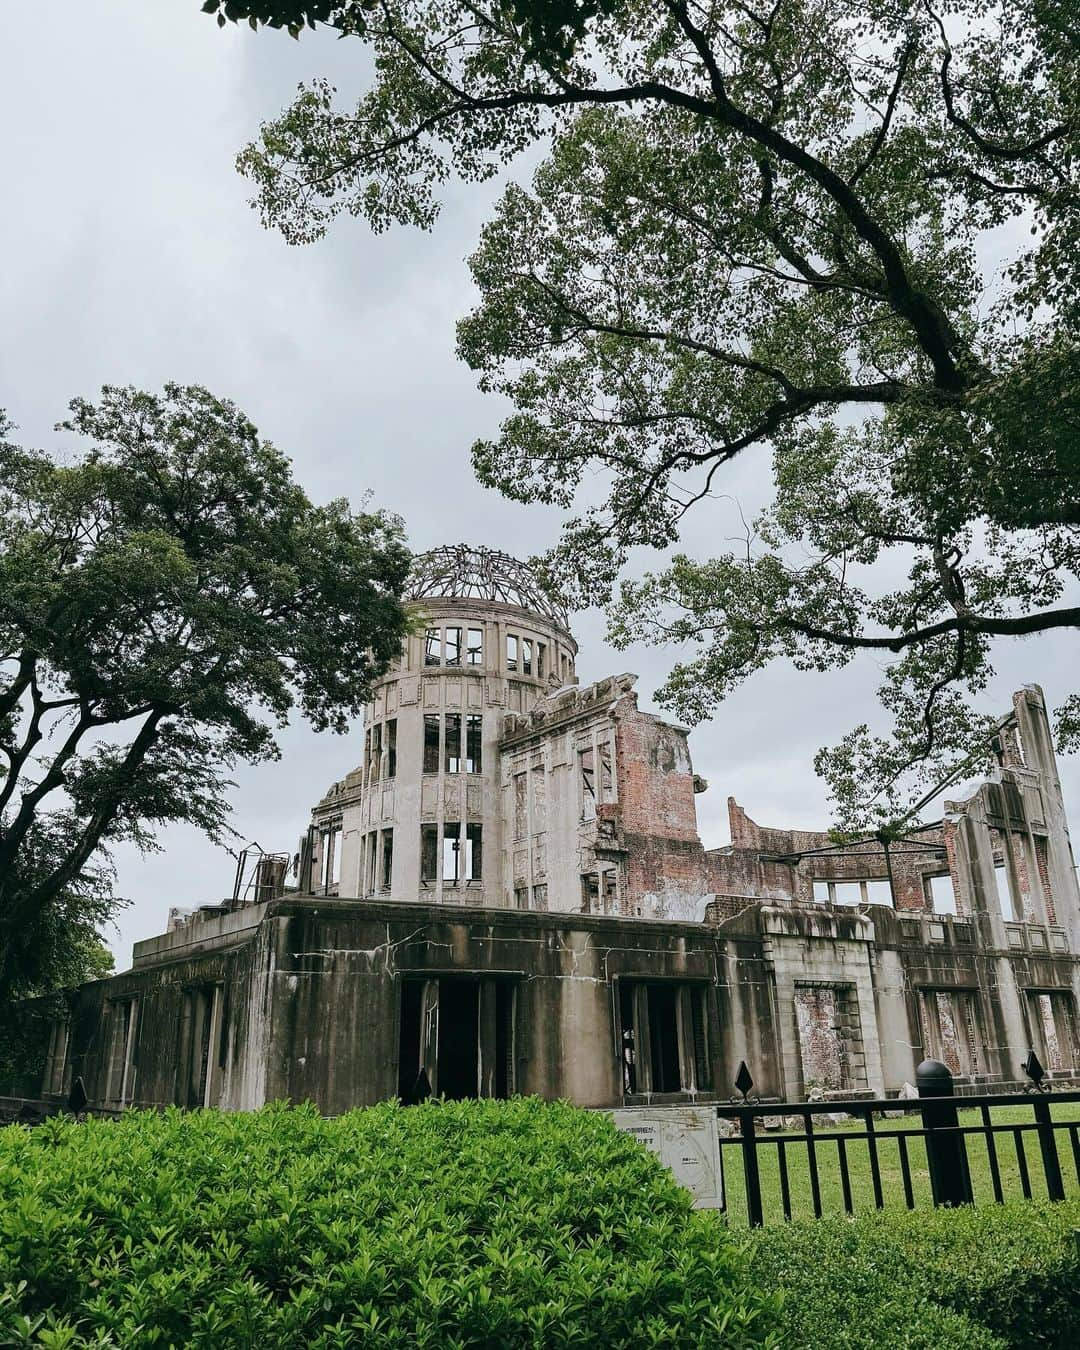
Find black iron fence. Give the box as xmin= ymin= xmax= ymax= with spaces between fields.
xmin=717 ymin=1063 xmax=1080 ymax=1226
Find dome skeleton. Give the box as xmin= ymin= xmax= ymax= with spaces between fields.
xmin=407 ymin=544 xmax=570 ymax=630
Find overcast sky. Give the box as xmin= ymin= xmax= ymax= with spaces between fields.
xmin=3 ymin=3 xmax=1076 ymax=969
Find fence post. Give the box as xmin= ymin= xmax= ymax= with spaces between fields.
xmin=1033 ymin=1093 xmax=1066 ymax=1202
xmin=740 ymin=1111 xmax=764 ymax=1227
xmin=917 ymin=1059 xmax=973 ymax=1207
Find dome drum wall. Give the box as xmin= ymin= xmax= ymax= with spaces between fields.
xmin=311 ymin=576 xmax=578 ymax=906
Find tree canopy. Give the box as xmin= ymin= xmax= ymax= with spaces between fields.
xmin=0 ymin=386 xmax=410 ymax=1001
xmin=206 ymin=0 xmax=1078 ymax=828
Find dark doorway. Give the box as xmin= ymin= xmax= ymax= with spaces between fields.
xmin=647 ymin=983 xmax=681 ymax=1093
xmin=437 ymin=978 xmax=481 ymax=1099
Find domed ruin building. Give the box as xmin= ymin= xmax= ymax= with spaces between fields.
xmin=25 ymin=546 xmax=1080 ymax=1114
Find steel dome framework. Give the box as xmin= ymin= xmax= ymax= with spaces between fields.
xmin=407 ymin=544 xmax=570 ymax=630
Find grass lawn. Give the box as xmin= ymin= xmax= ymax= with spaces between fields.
xmin=720 ymin=1099 xmax=1080 ymax=1225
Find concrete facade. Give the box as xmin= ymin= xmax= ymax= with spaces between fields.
xmin=30 ymin=548 xmax=1080 ymax=1112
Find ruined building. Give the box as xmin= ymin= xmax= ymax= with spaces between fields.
xmin=34 ymin=546 xmax=1080 ymax=1113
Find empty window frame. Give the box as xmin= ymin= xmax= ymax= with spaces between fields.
xmin=319 ymin=825 xmax=342 ymax=891
xmin=423 ymin=715 xmax=440 ymax=774
xmin=420 ymin=825 xmax=439 ymax=883
xmin=445 ymin=713 xmax=462 ymax=774
xmin=506 ymin=634 xmax=519 ymax=672
xmin=995 ymin=861 xmax=1019 ymax=921
xmin=179 ymin=984 xmax=227 ymax=1109
xmin=514 ymin=885 xmax=528 ymax=909
xmin=925 ymin=872 xmax=957 ymax=915
xmin=531 ymin=883 xmax=548 ymax=911
xmin=579 ymin=742 xmax=614 ymax=821
xmin=366 ymin=830 xmax=378 ymax=894
xmin=444 ymin=626 xmax=462 ymax=667
xmin=443 ymin=823 xmax=461 ymax=883
xmin=920 ymin=989 xmax=981 ymax=1077
xmin=467 ymin=627 xmax=483 ymax=666
xmin=43 ymin=1019 xmax=71 ymax=1097
xmin=398 ymin=976 xmax=515 ymax=1102
xmin=812 ymin=877 xmax=892 ymax=906
xmin=465 ymin=714 xmax=482 ymax=773
xmin=536 ymin=643 xmax=545 ymax=679
xmin=618 ymin=982 xmax=710 ymax=1096
xmin=521 ymin=638 xmax=533 ymax=676
xmin=465 ymin=824 xmax=482 ymax=882
xmin=386 ymin=719 xmax=397 ymax=779
xmin=105 ymin=998 xmax=138 ymax=1109
xmin=368 ymin=723 xmax=382 ymax=784
xmin=381 ymin=829 xmax=394 ymax=892
xmin=425 ymin=628 xmax=442 ymax=666
xmin=1027 ymin=990 xmax=1079 ymax=1072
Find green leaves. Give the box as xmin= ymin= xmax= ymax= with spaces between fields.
xmin=0 ymin=1100 xmax=781 ymax=1347
xmin=0 ymin=384 xmax=411 ymax=1003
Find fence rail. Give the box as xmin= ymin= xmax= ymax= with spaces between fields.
xmin=717 ymin=1082 xmax=1080 ymax=1226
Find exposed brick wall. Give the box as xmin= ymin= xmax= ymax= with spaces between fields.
xmin=1035 ymin=837 xmax=1056 ymax=924
xmin=706 ymin=799 xmax=948 ymax=912
xmin=611 ymin=694 xmax=708 ymax=916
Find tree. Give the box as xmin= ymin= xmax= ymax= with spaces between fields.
xmin=205 ymin=0 xmax=1078 ymax=827
xmin=0 ymin=387 xmax=411 ymax=1002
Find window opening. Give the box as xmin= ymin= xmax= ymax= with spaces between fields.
xmin=995 ymin=862 xmax=1018 ymax=921
xmin=536 ymin=643 xmax=545 ymax=679
xmin=444 ymin=627 xmax=462 ymax=667
xmin=423 ymin=715 xmax=440 ymax=774
xmin=926 ymin=873 xmax=956 ymax=915
xmin=443 ymin=823 xmax=461 ymax=884
xmin=506 ymin=634 xmax=519 ymax=672
xmin=386 ymin=720 xmax=397 ymax=779
xmin=445 ymin=713 xmax=462 ymax=774
xmin=580 ymin=747 xmax=596 ymax=821
xmin=420 ymin=825 xmax=438 ymax=883
xmin=467 ymin=628 xmax=483 ymax=666
xmin=514 ymin=885 xmax=528 ymax=909
xmin=465 ymin=715 xmax=482 ymax=773
xmin=397 ymin=977 xmax=516 ymax=1103
xmin=521 ymin=639 xmax=533 ymax=676
xmin=619 ymin=983 xmax=709 ymax=1095
xmin=581 ymin=871 xmax=600 ymax=913
xmin=812 ymin=877 xmax=893 ymax=906
xmin=381 ymin=829 xmax=394 ymax=891
xmin=369 ymin=723 xmax=382 ymax=784
xmin=425 ymin=628 xmax=441 ymax=666
xmin=531 ymin=883 xmax=548 ymax=910
xmin=465 ymin=824 xmax=483 ymax=881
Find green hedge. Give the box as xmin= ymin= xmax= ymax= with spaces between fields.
xmin=749 ymin=1195 xmax=1080 ymax=1348
xmin=0 ymin=1099 xmax=780 ymax=1348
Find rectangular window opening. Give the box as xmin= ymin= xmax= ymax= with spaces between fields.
xmin=423 ymin=715 xmax=440 ymax=774
xmin=521 ymin=638 xmax=533 ymax=676
xmin=467 ymin=628 xmax=483 ymax=666
xmin=445 ymin=713 xmax=461 ymax=774
xmin=465 ymin=823 xmax=482 ymax=882
xmin=443 ymin=822 xmax=461 ymax=884
xmin=397 ymin=977 xmax=516 ymax=1104
xmin=425 ymin=628 xmax=442 ymax=666
xmin=506 ymin=634 xmax=519 ymax=672
xmin=386 ymin=719 xmax=397 ymax=779
xmin=465 ymin=714 xmax=482 ymax=773
xmin=381 ymin=829 xmax=393 ymax=892
xmin=444 ymin=627 xmax=462 ymax=667
xmin=420 ymin=824 xmax=439 ymax=883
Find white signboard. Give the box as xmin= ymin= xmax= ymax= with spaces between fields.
xmin=609 ymin=1106 xmax=723 ymax=1209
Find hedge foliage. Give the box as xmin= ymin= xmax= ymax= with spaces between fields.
xmin=0 ymin=1099 xmax=780 ymax=1348
xmin=749 ymin=1194 xmax=1080 ymax=1349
